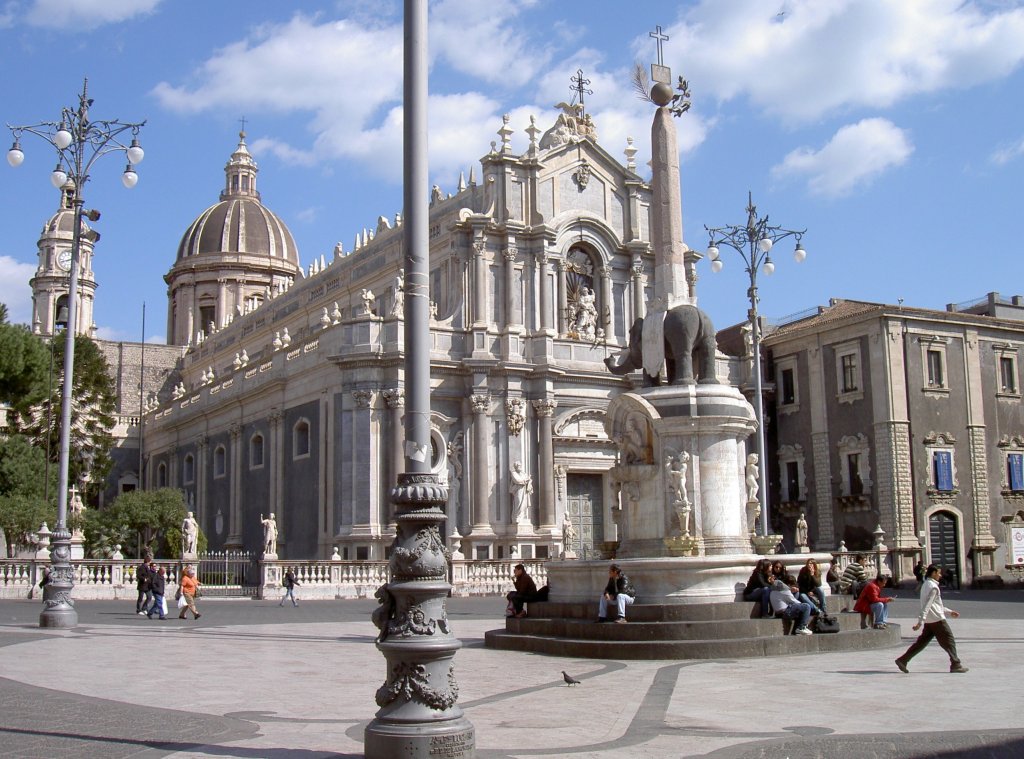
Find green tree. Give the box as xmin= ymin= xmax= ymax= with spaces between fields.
xmin=87 ymin=488 xmax=188 ymax=559
xmin=0 ymin=435 xmax=57 ymax=557
xmin=23 ymin=334 xmax=117 ymax=497
xmin=0 ymin=318 xmax=49 ymax=417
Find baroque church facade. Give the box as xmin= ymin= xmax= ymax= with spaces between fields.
xmin=138 ymin=111 xmax=669 ymax=562
xmin=26 ymin=106 xmax=1024 ymax=586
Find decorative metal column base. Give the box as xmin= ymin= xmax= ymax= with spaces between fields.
xmin=38 ymin=525 xmax=77 ymax=628
xmin=365 ymin=473 xmax=475 ymax=758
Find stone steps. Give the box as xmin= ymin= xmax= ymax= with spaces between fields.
xmin=483 ymin=600 xmax=902 ymax=660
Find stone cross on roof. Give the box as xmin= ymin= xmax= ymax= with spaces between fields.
xmin=570 ymin=69 xmax=593 ymax=116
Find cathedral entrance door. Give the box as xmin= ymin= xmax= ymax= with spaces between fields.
xmin=567 ymin=474 xmax=603 ymax=559
xmin=928 ymin=510 xmax=960 ymax=589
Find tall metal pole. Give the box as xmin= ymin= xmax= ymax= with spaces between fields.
xmin=7 ymin=78 xmax=146 ymax=628
xmin=365 ymin=1 xmax=475 ymax=755
xmin=138 ymin=301 xmax=146 ymax=489
xmin=705 ymin=194 xmax=806 ymax=541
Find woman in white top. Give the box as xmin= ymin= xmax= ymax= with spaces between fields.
xmin=894 ymin=564 xmax=968 ymax=674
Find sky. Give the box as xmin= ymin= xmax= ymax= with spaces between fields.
xmin=1 ymin=0 xmax=1023 ymax=343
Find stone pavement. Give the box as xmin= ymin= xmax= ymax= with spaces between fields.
xmin=1 ymin=589 xmax=1023 ymax=758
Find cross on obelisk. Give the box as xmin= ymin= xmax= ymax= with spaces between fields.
xmin=649 ymin=25 xmax=671 ymax=84
xmin=642 ymin=23 xmax=696 ymax=377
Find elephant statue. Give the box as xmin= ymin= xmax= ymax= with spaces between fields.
xmin=604 ymin=304 xmax=718 ymax=385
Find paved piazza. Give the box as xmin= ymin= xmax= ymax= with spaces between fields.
xmin=1 ymin=590 xmax=1023 ymax=758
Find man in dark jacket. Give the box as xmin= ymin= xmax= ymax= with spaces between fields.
xmin=597 ymin=563 xmax=636 ymax=623
xmin=506 ymin=563 xmax=539 ymax=618
xmin=135 ymin=556 xmax=153 ymax=615
xmin=146 ymin=565 xmax=168 ymax=620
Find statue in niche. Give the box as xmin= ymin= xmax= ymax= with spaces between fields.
xmin=745 ymin=453 xmax=760 ymax=504
xmin=509 ymin=462 xmax=534 ymax=522
xmin=617 ymin=417 xmax=648 ymax=465
xmin=360 ymin=289 xmax=375 ymax=316
xmin=261 ymin=513 xmax=278 ymax=555
xmin=573 ymin=287 xmax=598 ymax=340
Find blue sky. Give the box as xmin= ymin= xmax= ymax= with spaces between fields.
xmin=1 ymin=0 xmax=1023 ymax=343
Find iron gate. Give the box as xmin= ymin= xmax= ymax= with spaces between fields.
xmin=195 ymin=550 xmax=259 ymax=597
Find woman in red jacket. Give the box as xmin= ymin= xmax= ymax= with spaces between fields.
xmin=854 ymin=575 xmax=894 ymax=629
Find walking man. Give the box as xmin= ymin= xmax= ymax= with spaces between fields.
xmin=280 ymin=568 xmax=299 ymax=607
xmin=895 ymin=564 xmax=968 ymax=674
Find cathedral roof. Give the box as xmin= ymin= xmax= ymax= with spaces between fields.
xmin=173 ymin=132 xmax=300 ymax=268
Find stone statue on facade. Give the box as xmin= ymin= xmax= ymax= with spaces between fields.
xmin=390 ymin=269 xmax=405 ymax=317
xmin=617 ymin=417 xmax=648 ymax=465
xmin=446 ymin=434 xmax=463 ymax=535
xmin=562 ymin=512 xmax=577 ymax=554
xmin=796 ymin=511 xmax=809 ymax=552
xmin=261 ymin=513 xmax=278 ymax=556
xmin=360 ymin=288 xmax=375 ymax=316
xmin=573 ymin=286 xmax=598 ymax=340
xmin=181 ymin=511 xmax=199 ymax=556
xmin=666 ymin=451 xmax=690 ymax=506
xmin=509 ymin=462 xmax=534 ymax=523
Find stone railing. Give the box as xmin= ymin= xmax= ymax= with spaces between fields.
xmin=0 ymin=556 xmax=549 ymax=600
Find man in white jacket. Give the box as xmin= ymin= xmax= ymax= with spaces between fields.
xmin=895 ymin=564 xmax=968 ymax=674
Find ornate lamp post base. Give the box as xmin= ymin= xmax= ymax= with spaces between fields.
xmin=365 ymin=473 xmax=475 ymax=758
xmin=38 ymin=525 xmax=77 ymax=628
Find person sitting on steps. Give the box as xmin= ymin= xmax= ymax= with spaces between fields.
xmin=597 ymin=564 xmax=636 ymax=623
xmin=854 ymin=575 xmax=894 ymax=629
xmin=506 ymin=563 xmax=541 ymax=618
xmin=769 ymin=572 xmax=815 ymax=635
xmin=742 ymin=558 xmax=774 ymax=618
xmin=839 ymin=554 xmax=868 ymax=612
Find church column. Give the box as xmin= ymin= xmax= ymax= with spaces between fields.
xmin=532 ymin=398 xmax=557 ymax=528
xmin=503 ymin=245 xmax=518 ymax=331
xmin=268 ymin=409 xmax=284 ymax=525
xmin=537 ymin=250 xmax=552 ymax=333
xmin=556 ymin=259 xmax=568 ymax=335
xmin=600 ymin=265 xmax=613 ymax=336
xmin=196 ymin=434 xmax=208 ymax=534
xmin=631 ymin=256 xmax=645 ymax=322
xmin=383 ymin=388 xmax=405 ymax=526
xmin=227 ymin=422 xmax=243 ymax=547
xmin=470 ymin=393 xmax=491 ymax=530
xmin=473 ymin=238 xmax=488 ymax=326
xmin=217 ymin=278 xmax=228 ymax=329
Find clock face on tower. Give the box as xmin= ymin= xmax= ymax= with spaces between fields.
xmin=56 ymin=249 xmax=72 ymax=271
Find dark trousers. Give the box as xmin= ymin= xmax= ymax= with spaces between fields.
xmin=899 ymin=620 xmax=961 ymax=667
xmin=136 ymin=589 xmax=151 ymax=613
xmin=507 ymin=592 xmax=537 ymax=614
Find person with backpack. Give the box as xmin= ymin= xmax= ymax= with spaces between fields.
xmin=280 ymin=568 xmax=300 ymax=607
xmin=596 ymin=563 xmax=636 ymax=623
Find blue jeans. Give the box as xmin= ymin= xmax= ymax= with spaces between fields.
xmin=147 ymin=593 xmax=166 ymax=618
xmin=598 ymin=594 xmax=634 ymax=619
xmin=870 ymin=601 xmax=888 ymax=625
xmin=744 ymin=587 xmax=772 ymax=617
xmin=280 ymin=587 xmax=297 ymax=606
xmin=780 ymin=602 xmax=812 ymax=630
xmin=799 ymin=587 xmax=826 ymax=613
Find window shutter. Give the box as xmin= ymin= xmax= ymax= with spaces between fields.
xmin=1009 ymin=454 xmax=1024 ymax=491
xmin=934 ymin=451 xmax=953 ymax=491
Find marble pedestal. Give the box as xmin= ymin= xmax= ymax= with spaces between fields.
xmin=605 ymin=384 xmax=757 ymax=558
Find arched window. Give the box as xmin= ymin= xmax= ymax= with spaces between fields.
xmin=213 ymin=445 xmax=226 ymax=478
xmin=157 ymin=462 xmax=167 ymax=488
xmin=250 ymin=433 xmax=264 ymax=469
xmin=183 ymin=454 xmax=195 ymax=485
xmin=293 ymin=419 xmax=310 ymax=459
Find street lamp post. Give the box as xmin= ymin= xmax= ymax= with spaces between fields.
xmin=705 ymin=192 xmax=806 ymax=539
xmin=7 ymin=78 xmax=145 ymax=628
xmin=43 ymin=304 xmax=70 ymax=504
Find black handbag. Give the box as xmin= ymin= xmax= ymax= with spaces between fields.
xmin=814 ymin=614 xmax=840 ymax=634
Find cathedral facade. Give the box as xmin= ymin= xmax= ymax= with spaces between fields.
xmin=139 ymin=114 xmax=668 ymax=561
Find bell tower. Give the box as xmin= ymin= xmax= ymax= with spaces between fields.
xmin=29 ymin=181 xmax=99 ymax=336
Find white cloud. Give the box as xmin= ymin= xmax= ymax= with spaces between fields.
xmin=0 ymin=255 xmax=35 ymax=325
xmin=663 ymin=0 xmax=1024 ymax=123
xmin=990 ymin=137 xmax=1024 ymax=165
xmin=771 ymin=118 xmax=913 ymax=197
xmin=25 ymin=0 xmax=161 ymax=31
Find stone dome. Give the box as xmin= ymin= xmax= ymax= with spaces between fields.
xmin=174 ymin=133 xmax=299 ymax=265
xmin=176 ymin=197 xmax=299 ymax=264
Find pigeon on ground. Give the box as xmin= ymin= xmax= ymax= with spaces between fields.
xmin=562 ymin=670 xmax=581 ymax=686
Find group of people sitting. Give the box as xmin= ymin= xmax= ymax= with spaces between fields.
xmin=742 ymin=558 xmax=830 ymax=635
xmin=505 ymin=563 xmax=635 ymax=623
xmin=743 ymin=555 xmax=895 ymax=633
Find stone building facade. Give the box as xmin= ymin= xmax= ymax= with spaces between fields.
xmin=759 ymin=295 xmax=1024 ymax=586
xmin=139 ymin=111 xmax=679 ymax=562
